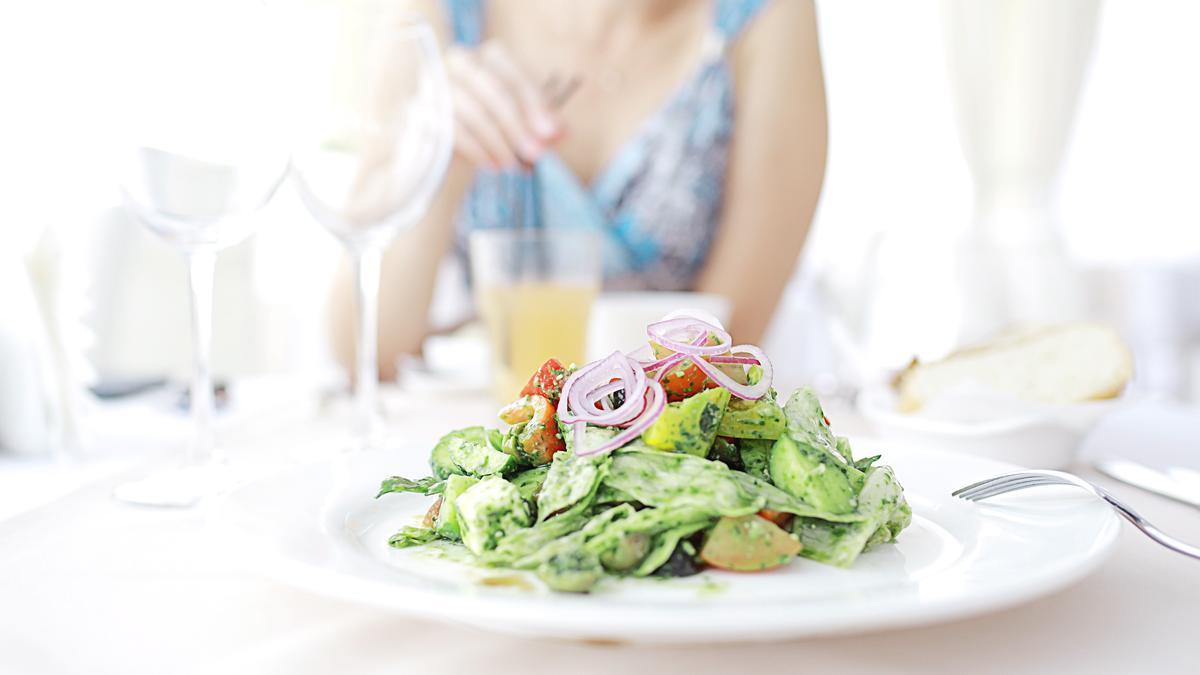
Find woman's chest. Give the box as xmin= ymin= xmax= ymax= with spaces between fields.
xmin=487 ymin=3 xmax=712 ymax=186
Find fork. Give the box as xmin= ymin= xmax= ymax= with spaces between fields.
xmin=953 ymin=470 xmax=1200 ymax=560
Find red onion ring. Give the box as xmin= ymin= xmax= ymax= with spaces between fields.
xmin=557 ymin=351 xmax=664 ymax=456
xmin=707 ymin=355 xmax=761 ymax=366
xmin=646 ymin=318 xmax=732 ymax=357
xmin=551 ymin=318 xmax=773 ymax=457
xmin=574 ymin=380 xmax=665 ymax=457
xmin=688 ymin=344 xmax=773 ymax=400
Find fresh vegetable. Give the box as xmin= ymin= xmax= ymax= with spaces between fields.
xmin=498 ymin=394 xmax=566 ymax=466
xmin=376 ymin=313 xmax=910 ymax=592
xmin=433 ymin=475 xmax=478 ymax=539
xmin=641 ymin=387 xmax=731 ymax=456
xmin=451 ymin=432 xmax=517 ymax=478
xmin=700 ymin=514 xmax=802 ymax=571
xmin=429 ymin=427 xmax=500 ymax=480
xmin=659 ymin=363 xmax=712 ymax=401
xmin=718 ymin=396 xmax=787 ymax=440
xmin=455 ymin=478 xmax=531 ymax=556
xmin=738 ymin=439 xmax=773 ymax=483
xmin=769 ymin=433 xmax=857 ymax=515
xmin=519 ymin=358 xmax=572 ymax=405
xmin=509 ymin=465 xmax=549 ymax=502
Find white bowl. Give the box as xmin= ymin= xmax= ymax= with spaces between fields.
xmin=856 ymin=384 xmax=1124 ymax=469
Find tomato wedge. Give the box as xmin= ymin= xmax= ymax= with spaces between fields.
xmin=498 ymin=394 xmax=566 ymax=466
xmin=700 ymin=515 xmax=802 ymax=571
xmin=757 ymin=509 xmax=794 ymax=528
xmin=519 ymin=358 xmax=571 ymax=406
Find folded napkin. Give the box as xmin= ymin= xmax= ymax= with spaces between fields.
xmin=1079 ymin=397 xmax=1200 ymax=469
xmin=0 ymin=227 xmax=93 ymax=456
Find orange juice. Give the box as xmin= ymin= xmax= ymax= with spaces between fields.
xmin=477 ymin=281 xmax=597 ymax=401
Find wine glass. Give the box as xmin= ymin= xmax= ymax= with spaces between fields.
xmin=288 ymin=4 xmax=453 ymax=446
xmin=112 ymin=1 xmax=290 ymax=506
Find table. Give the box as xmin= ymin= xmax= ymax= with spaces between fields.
xmin=1 ymin=386 xmax=1197 ymax=675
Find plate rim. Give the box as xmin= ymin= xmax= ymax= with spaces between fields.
xmin=214 ymin=445 xmax=1121 ymax=643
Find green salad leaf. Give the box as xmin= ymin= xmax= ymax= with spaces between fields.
xmin=379 ymin=385 xmax=912 ymax=592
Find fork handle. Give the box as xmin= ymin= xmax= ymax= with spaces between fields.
xmin=1101 ymin=493 xmax=1200 ymax=560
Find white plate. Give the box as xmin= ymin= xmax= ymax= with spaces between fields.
xmin=215 ymin=444 xmax=1119 ymax=643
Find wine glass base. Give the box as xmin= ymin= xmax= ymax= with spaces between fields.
xmin=112 ymin=463 xmax=229 ymax=508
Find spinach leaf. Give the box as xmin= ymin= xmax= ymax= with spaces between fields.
xmin=377 ymin=475 xmax=444 ymax=498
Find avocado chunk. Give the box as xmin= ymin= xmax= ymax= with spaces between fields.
xmin=768 ymin=433 xmax=856 ymax=514
xmin=433 ymin=474 xmax=478 ymax=540
xmin=793 ymin=465 xmax=911 ymax=567
xmin=641 ymin=387 xmax=731 ymax=456
xmin=717 ymin=397 xmax=786 ymax=440
xmin=738 ymin=438 xmax=773 ymax=483
xmin=455 ymin=478 xmax=531 ymax=555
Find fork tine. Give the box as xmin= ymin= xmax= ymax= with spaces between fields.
xmin=952 ymin=472 xmax=1039 ymax=498
xmin=959 ymin=476 xmax=1058 ymax=501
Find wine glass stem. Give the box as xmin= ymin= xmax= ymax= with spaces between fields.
xmin=187 ymin=249 xmax=217 ymax=467
xmin=352 ymin=246 xmax=382 ymax=442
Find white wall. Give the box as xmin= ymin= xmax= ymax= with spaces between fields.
xmin=4 ymin=1 xmax=1198 ymax=385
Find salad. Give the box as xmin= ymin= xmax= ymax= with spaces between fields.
xmin=379 ymin=313 xmax=911 ymax=592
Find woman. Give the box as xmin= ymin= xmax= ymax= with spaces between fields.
xmin=333 ymin=0 xmax=827 ymax=378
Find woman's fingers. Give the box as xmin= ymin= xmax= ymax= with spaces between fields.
xmin=447 ymin=49 xmax=518 ymax=168
xmin=478 ymin=42 xmax=560 ymax=141
xmin=445 ymin=43 xmax=561 ymax=170
xmin=456 ymin=56 xmax=543 ymax=163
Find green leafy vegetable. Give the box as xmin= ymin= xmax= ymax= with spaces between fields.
xmin=388 ymin=525 xmax=437 ymax=548
xmin=509 ymin=465 xmax=550 ymax=502
xmin=377 ymin=475 xmax=444 ymax=498
xmin=433 ymin=474 xmax=478 ymax=540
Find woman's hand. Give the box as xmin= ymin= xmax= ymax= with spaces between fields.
xmin=446 ymin=42 xmax=562 ymax=170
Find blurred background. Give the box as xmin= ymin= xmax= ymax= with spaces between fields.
xmin=2 ymin=0 xmax=1199 ymax=461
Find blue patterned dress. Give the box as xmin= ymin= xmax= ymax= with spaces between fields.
xmin=448 ymin=0 xmax=768 ymax=291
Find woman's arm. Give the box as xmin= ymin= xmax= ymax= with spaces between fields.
xmin=694 ymin=0 xmax=828 ymax=343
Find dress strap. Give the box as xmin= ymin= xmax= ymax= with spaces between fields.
xmin=712 ymin=0 xmax=769 ymax=41
xmin=443 ymin=0 xmax=484 ymax=46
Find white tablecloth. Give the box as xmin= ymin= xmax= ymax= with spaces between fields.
xmin=1 ymin=387 xmax=1197 ymax=675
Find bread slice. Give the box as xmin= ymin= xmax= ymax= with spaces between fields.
xmin=895 ymin=322 xmax=1133 ymax=412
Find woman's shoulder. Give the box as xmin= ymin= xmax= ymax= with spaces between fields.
xmin=728 ymin=0 xmax=819 ymax=75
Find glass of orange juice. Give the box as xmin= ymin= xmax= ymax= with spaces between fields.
xmin=470 ymin=229 xmax=601 ymax=402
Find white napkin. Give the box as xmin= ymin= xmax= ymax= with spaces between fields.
xmin=1079 ymin=397 xmax=1200 ymax=469
xmin=0 ymin=227 xmax=94 ymax=456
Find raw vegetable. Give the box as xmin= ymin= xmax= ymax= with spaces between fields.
xmin=429 ymin=427 xmax=501 ymax=480
xmin=433 ymin=475 xmax=478 ymax=539
xmin=519 ymin=358 xmax=572 ymax=405
xmin=455 ymin=478 xmax=531 ymax=556
xmin=699 ymin=514 xmax=802 ymax=571
xmin=498 ymin=394 xmax=566 ymax=466
xmin=641 ymin=387 xmax=731 ymax=456
xmin=450 ymin=433 xmax=517 ymax=478
xmin=376 ymin=313 xmax=911 ymax=592
xmin=717 ymin=396 xmax=787 ymax=440
xmin=769 ymin=433 xmax=857 ymax=515
xmin=509 ymin=465 xmax=549 ymax=502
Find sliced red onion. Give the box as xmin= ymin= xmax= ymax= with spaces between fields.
xmin=707 ymin=355 xmax=761 ymax=366
xmin=661 ymin=308 xmax=726 ymax=330
xmin=574 ymin=380 xmax=665 ymax=457
xmin=689 ymin=344 xmax=773 ymax=400
xmin=646 ymin=317 xmax=731 ymax=357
